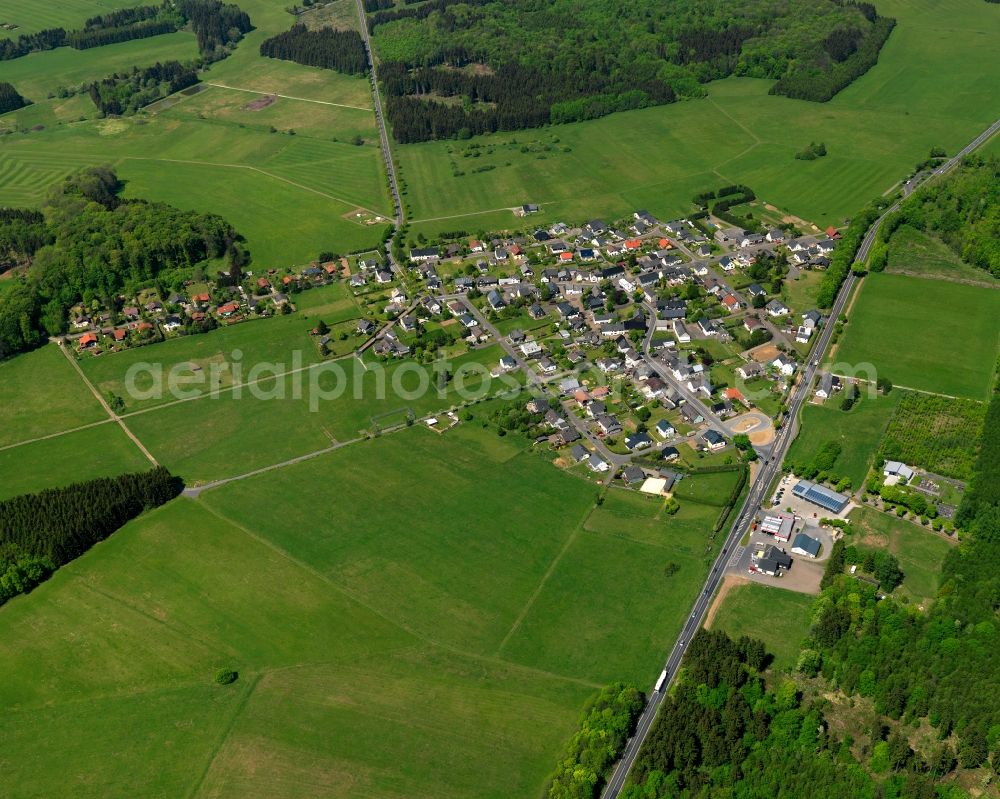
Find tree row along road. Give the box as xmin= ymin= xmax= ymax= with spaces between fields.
xmin=600 ymin=115 xmax=1000 ymax=799
xmin=352 ymin=0 xmax=403 ymax=225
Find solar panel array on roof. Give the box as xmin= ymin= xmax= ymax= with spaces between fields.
xmin=792 ymin=480 xmax=849 ymax=513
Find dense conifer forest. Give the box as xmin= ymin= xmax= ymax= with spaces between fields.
xmin=259 ymin=24 xmax=368 ymax=75
xmin=365 ymin=0 xmax=896 ymax=142
xmin=0 ymin=82 xmax=29 ymax=114
xmin=0 ymin=0 xmax=251 ymax=61
xmin=0 ymin=167 xmax=244 ymax=357
xmin=0 ymin=467 xmax=182 ymax=605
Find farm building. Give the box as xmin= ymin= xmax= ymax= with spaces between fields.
xmin=791 ymin=533 xmax=821 ymax=559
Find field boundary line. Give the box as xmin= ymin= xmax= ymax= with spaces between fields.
xmin=120 ymin=156 xmax=391 ymax=218
xmin=184 ymin=672 xmax=262 ymax=799
xmin=495 ymin=500 xmax=598 ymax=656
xmin=707 ymin=97 xmax=762 ymax=145
xmin=204 ymin=82 xmax=372 ymax=111
xmin=198 ymin=500 xmax=602 ymax=690
xmin=0 ymin=417 xmax=114 ymax=453
xmin=829 ymin=376 xmax=969 ymax=402
xmin=57 ymin=343 xmax=159 ymax=466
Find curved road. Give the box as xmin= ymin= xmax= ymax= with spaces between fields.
xmin=600 ymin=116 xmax=1000 ymax=799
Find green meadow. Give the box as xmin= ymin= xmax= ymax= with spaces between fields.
xmin=124 ymin=345 xmax=512 ymax=484
xmin=0 ymin=344 xmax=106 ymax=446
xmin=0 ymin=32 xmax=200 ymax=101
xmin=0 ymin=421 xmax=149 ymax=500
xmin=848 ymin=506 xmax=954 ymax=607
xmin=834 ymin=274 xmax=1000 ymax=400
xmin=0 ymin=490 xmax=592 ymax=799
xmin=397 ymin=0 xmax=1000 ymax=234
xmin=710 ymin=581 xmax=814 ymax=673
xmin=0 ymin=0 xmax=141 ymax=38
xmin=786 ymin=392 xmax=902 ymax=488
xmin=887 ymin=224 xmax=999 ymax=286
xmin=0 ymin=117 xmax=392 ymax=264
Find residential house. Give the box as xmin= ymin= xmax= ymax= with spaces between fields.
xmin=654 ymin=419 xmax=675 ymax=439
xmin=765 ymin=299 xmax=789 ymax=317
xmin=702 ymin=429 xmax=727 ymax=451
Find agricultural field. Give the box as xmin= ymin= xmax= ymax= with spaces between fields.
xmin=123 ymin=345 xmax=511 ymax=484
xmin=0 ymin=422 xmax=150 ymax=500
xmin=0 ymin=0 xmax=140 ymax=38
xmin=709 ymin=580 xmax=814 ymax=673
xmin=0 ymin=344 xmax=106 ymax=447
xmin=80 ymin=314 xmax=326 ymax=413
xmin=0 ymin=32 xmax=199 ymax=101
xmin=0 ymin=118 xmax=392 ymax=264
xmin=786 ymin=392 xmax=902 ymax=488
xmin=396 ymin=0 xmax=1000 ymax=236
xmin=887 ymin=225 xmax=1000 ymax=286
xmin=833 ymin=274 xmax=1000 ymax=400
xmin=0 ymin=489 xmax=593 ymax=799
xmin=878 ymin=392 xmax=987 ymax=480
xmin=848 ymin=506 xmax=955 ymax=607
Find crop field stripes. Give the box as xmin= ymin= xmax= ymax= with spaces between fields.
xmin=119 ymin=156 xmax=387 ymax=216
xmin=204 ymin=82 xmax=373 ymax=112
xmin=0 ymin=152 xmax=102 ymax=205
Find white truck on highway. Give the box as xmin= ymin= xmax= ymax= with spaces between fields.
xmin=655 ymin=669 xmax=668 ymax=693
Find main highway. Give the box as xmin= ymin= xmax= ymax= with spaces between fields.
xmin=600 ymin=116 xmax=1000 ymax=798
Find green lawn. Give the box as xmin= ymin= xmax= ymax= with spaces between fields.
xmin=0 ymin=344 xmax=106 ymax=447
xmin=294 ymin=281 xmax=363 ymax=323
xmin=848 ymin=506 xmax=954 ymax=607
xmin=886 ymin=224 xmax=999 ymax=286
xmin=0 ymin=421 xmax=150 ymax=500
xmin=786 ymin=391 xmax=901 ymax=488
xmin=710 ymin=581 xmax=814 ymax=673
xmin=781 ymin=269 xmax=824 ymax=314
xmin=833 ymin=273 xmax=1000 ymax=400
xmin=672 ymin=470 xmax=742 ymax=506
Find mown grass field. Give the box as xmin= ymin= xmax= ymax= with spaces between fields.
xmin=834 ymin=274 xmax=1000 ymax=400
xmin=0 ymin=32 xmax=200 ymax=100
xmin=0 ymin=0 xmax=140 ymax=38
xmin=786 ymin=392 xmax=902 ymax=488
xmin=80 ymin=314 xmax=324 ymax=413
xmin=848 ymin=506 xmax=954 ymax=607
xmin=0 ymin=421 xmax=150 ymax=500
xmin=396 ymin=0 xmax=1000 ymax=235
xmin=0 ymin=344 xmax=106 ymax=447
xmin=0 ymin=489 xmax=594 ymax=799
xmin=124 ymin=345 xmax=510 ymax=484
xmin=887 ymin=224 xmax=999 ymax=286
xmin=709 ymin=581 xmax=814 ymax=673
xmin=0 ymin=117 xmax=392 ymax=264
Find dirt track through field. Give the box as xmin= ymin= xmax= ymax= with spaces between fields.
xmin=703 ymin=574 xmax=748 ymax=628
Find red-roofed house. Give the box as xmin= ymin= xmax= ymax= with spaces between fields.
xmin=624 ymin=238 xmax=642 ymax=251
xmin=112 ymin=328 xmax=127 ymax=342
xmin=723 ymin=386 xmax=747 ymax=406
xmin=469 ymin=240 xmax=484 ymax=253
xmin=825 ymin=226 xmax=841 ymax=239
xmin=79 ymin=332 xmax=98 ymax=349
xmin=256 ymin=277 xmax=270 ymax=289
xmin=658 ymin=238 xmax=673 ymax=249
xmin=722 ymin=294 xmax=741 ymax=312
xmin=218 ymin=302 xmax=240 ymax=318
xmin=559 ymin=251 xmax=573 ymax=261
xmin=192 ymin=292 xmax=210 ymax=305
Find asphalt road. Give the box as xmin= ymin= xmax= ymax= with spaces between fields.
xmin=600 ymin=116 xmax=1000 ymax=799
xmin=353 ymin=0 xmax=403 ymax=225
